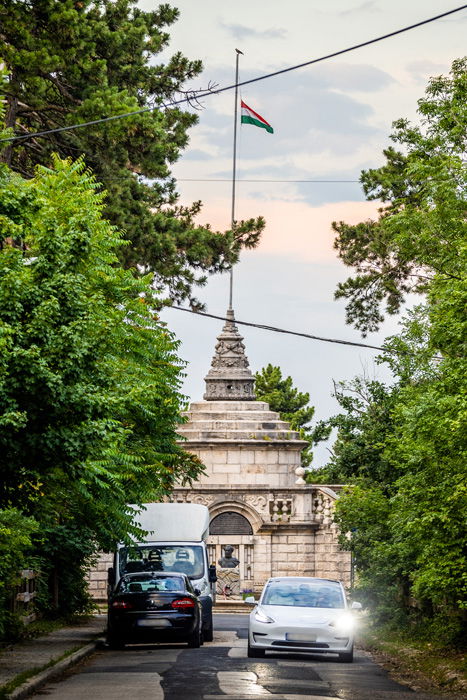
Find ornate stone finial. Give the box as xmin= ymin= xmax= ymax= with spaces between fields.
xmin=295 ymin=466 xmax=306 ymax=485
xmin=204 ymin=308 xmax=256 ymax=401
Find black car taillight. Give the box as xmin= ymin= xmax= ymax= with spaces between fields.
xmin=171 ymin=597 xmax=195 ymax=610
xmin=112 ymin=600 xmax=134 ymax=609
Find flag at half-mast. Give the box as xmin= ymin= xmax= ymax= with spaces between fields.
xmin=240 ymin=100 xmax=274 ymax=134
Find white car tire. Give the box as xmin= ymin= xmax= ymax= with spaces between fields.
xmin=338 ymin=647 xmax=354 ymax=663
xmin=247 ymin=640 xmax=265 ymax=658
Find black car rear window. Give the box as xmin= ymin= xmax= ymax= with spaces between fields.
xmin=118 ymin=576 xmax=186 ymax=594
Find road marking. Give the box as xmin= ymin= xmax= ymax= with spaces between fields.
xmin=228 ymin=646 xmax=248 ymax=657
xmin=209 ymin=631 xmax=239 ymax=646
xmin=218 ymin=670 xmax=271 ymax=695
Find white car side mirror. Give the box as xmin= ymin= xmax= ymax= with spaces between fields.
xmin=351 ymin=601 xmax=362 ymax=610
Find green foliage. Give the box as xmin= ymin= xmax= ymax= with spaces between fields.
xmin=329 ymin=311 xmax=466 ymax=644
xmin=333 ymin=57 xmax=467 ymax=335
xmin=254 ymin=364 xmax=329 ymax=466
xmin=324 ymin=59 xmax=467 ymax=647
xmin=0 ymin=508 xmax=38 ymax=638
xmin=311 ymin=377 xmax=397 ymax=485
xmin=0 ymin=155 xmax=204 ymax=622
xmin=0 ymin=0 xmax=264 ymax=305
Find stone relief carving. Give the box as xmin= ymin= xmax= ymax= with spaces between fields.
xmin=214 ymin=340 xmax=248 ymax=357
xmin=168 ymin=492 xmax=214 ymax=507
xmin=191 ymin=494 xmax=215 ymax=507
xmin=211 ymin=356 xmax=249 ymax=369
xmin=245 ymin=495 xmax=268 ymax=513
xmin=216 ymin=568 xmax=240 ymax=597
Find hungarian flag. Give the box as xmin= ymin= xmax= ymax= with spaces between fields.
xmin=240 ymin=101 xmax=274 ymax=134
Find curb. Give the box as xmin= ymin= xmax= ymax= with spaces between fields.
xmin=6 ymin=638 xmax=104 ymax=700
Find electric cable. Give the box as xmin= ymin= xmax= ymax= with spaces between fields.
xmin=1 ymin=4 xmax=466 ymax=144
xmin=99 ymin=177 xmax=360 ymax=183
xmin=170 ymin=306 xmax=444 ymax=359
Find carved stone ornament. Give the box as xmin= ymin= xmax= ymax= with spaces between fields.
xmin=204 ymin=308 xmax=256 ymax=401
xmin=216 ymin=568 xmax=240 ymax=597
xmin=168 ymin=492 xmax=214 ymax=507
xmin=245 ymin=495 xmax=268 ymax=513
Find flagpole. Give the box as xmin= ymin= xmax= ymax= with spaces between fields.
xmin=229 ymin=48 xmax=243 ymax=311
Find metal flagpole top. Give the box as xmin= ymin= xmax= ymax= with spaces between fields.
xmin=229 ymin=48 xmax=242 ymax=311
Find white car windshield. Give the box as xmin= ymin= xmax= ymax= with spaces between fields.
xmin=262 ymin=582 xmax=345 ymax=608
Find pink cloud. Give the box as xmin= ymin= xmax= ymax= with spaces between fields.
xmin=195 ymin=197 xmax=380 ymax=263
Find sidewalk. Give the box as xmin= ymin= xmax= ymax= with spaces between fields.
xmin=0 ymin=614 xmax=106 ymax=700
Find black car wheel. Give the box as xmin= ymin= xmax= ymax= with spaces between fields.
xmin=247 ymin=640 xmax=265 ymax=658
xmin=203 ymin=617 xmax=214 ymax=642
xmin=107 ymin=633 xmax=125 ymax=650
xmin=187 ymin=626 xmax=202 ymax=648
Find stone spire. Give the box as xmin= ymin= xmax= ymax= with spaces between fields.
xmin=204 ymin=309 xmax=256 ymax=401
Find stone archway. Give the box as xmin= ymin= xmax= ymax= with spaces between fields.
xmin=207 ymin=502 xmax=258 ymax=597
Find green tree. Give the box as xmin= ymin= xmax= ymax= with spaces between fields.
xmin=0 ymin=154 xmax=203 ymax=616
xmin=327 ymin=314 xmax=466 ymax=643
xmin=0 ymin=0 xmax=264 ymax=305
xmin=254 ymin=364 xmax=329 ymax=466
xmin=332 ymin=57 xmax=466 ymax=335
xmin=311 ymin=376 xmax=398 ymax=486
xmin=322 ymin=59 xmax=467 ymax=645
xmin=0 ymin=509 xmax=38 ymax=638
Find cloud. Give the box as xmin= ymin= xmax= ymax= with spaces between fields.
xmin=338 ymin=1 xmax=380 ymax=17
xmin=220 ymin=22 xmax=287 ymax=41
xmin=180 ymin=148 xmax=213 ymax=161
xmin=249 ymin=199 xmax=380 ymax=262
xmin=189 ymin=194 xmax=380 ymax=263
xmin=405 ymin=59 xmax=449 ymax=85
xmin=175 ymin=62 xmax=394 ymax=208
xmin=188 ymin=68 xmax=386 ymax=163
xmin=313 ymin=63 xmax=394 ymax=93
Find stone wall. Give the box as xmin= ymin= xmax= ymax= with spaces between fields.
xmin=88 ymin=551 xmax=112 ymax=601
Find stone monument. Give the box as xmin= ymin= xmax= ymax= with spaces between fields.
xmin=86 ymin=308 xmax=352 ymax=602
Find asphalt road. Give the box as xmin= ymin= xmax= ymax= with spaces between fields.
xmin=33 ymin=614 xmax=450 ymax=700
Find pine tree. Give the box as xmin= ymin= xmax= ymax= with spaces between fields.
xmin=0 ymin=0 xmax=264 ymax=305
xmin=255 ymin=364 xmax=329 ymax=466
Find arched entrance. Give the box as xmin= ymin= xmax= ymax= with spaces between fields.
xmin=208 ymin=505 xmax=257 ymax=596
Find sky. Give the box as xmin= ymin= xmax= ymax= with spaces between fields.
xmin=139 ymin=0 xmax=466 ymax=467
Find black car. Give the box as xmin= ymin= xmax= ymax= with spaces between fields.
xmin=107 ymin=572 xmax=203 ymax=649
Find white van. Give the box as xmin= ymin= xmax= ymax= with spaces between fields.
xmin=108 ymin=503 xmax=217 ymax=641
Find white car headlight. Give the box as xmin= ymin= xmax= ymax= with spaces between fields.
xmin=254 ymin=608 xmax=275 ymax=624
xmin=329 ymin=613 xmax=355 ymax=634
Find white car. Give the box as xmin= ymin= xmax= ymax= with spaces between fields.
xmin=248 ymin=576 xmax=361 ymax=662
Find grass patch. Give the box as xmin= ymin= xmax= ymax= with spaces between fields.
xmin=357 ymin=622 xmax=466 ymax=696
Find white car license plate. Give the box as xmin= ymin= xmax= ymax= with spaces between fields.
xmin=137 ymin=619 xmax=171 ymax=628
xmin=286 ymin=633 xmax=317 ymax=642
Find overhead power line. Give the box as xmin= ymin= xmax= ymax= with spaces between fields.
xmin=171 ymin=307 xmax=443 ymax=359
xmin=176 ymin=178 xmax=359 ymax=183
xmin=101 ymin=177 xmax=360 ymax=183
xmin=1 ymin=4 xmax=466 ymax=145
